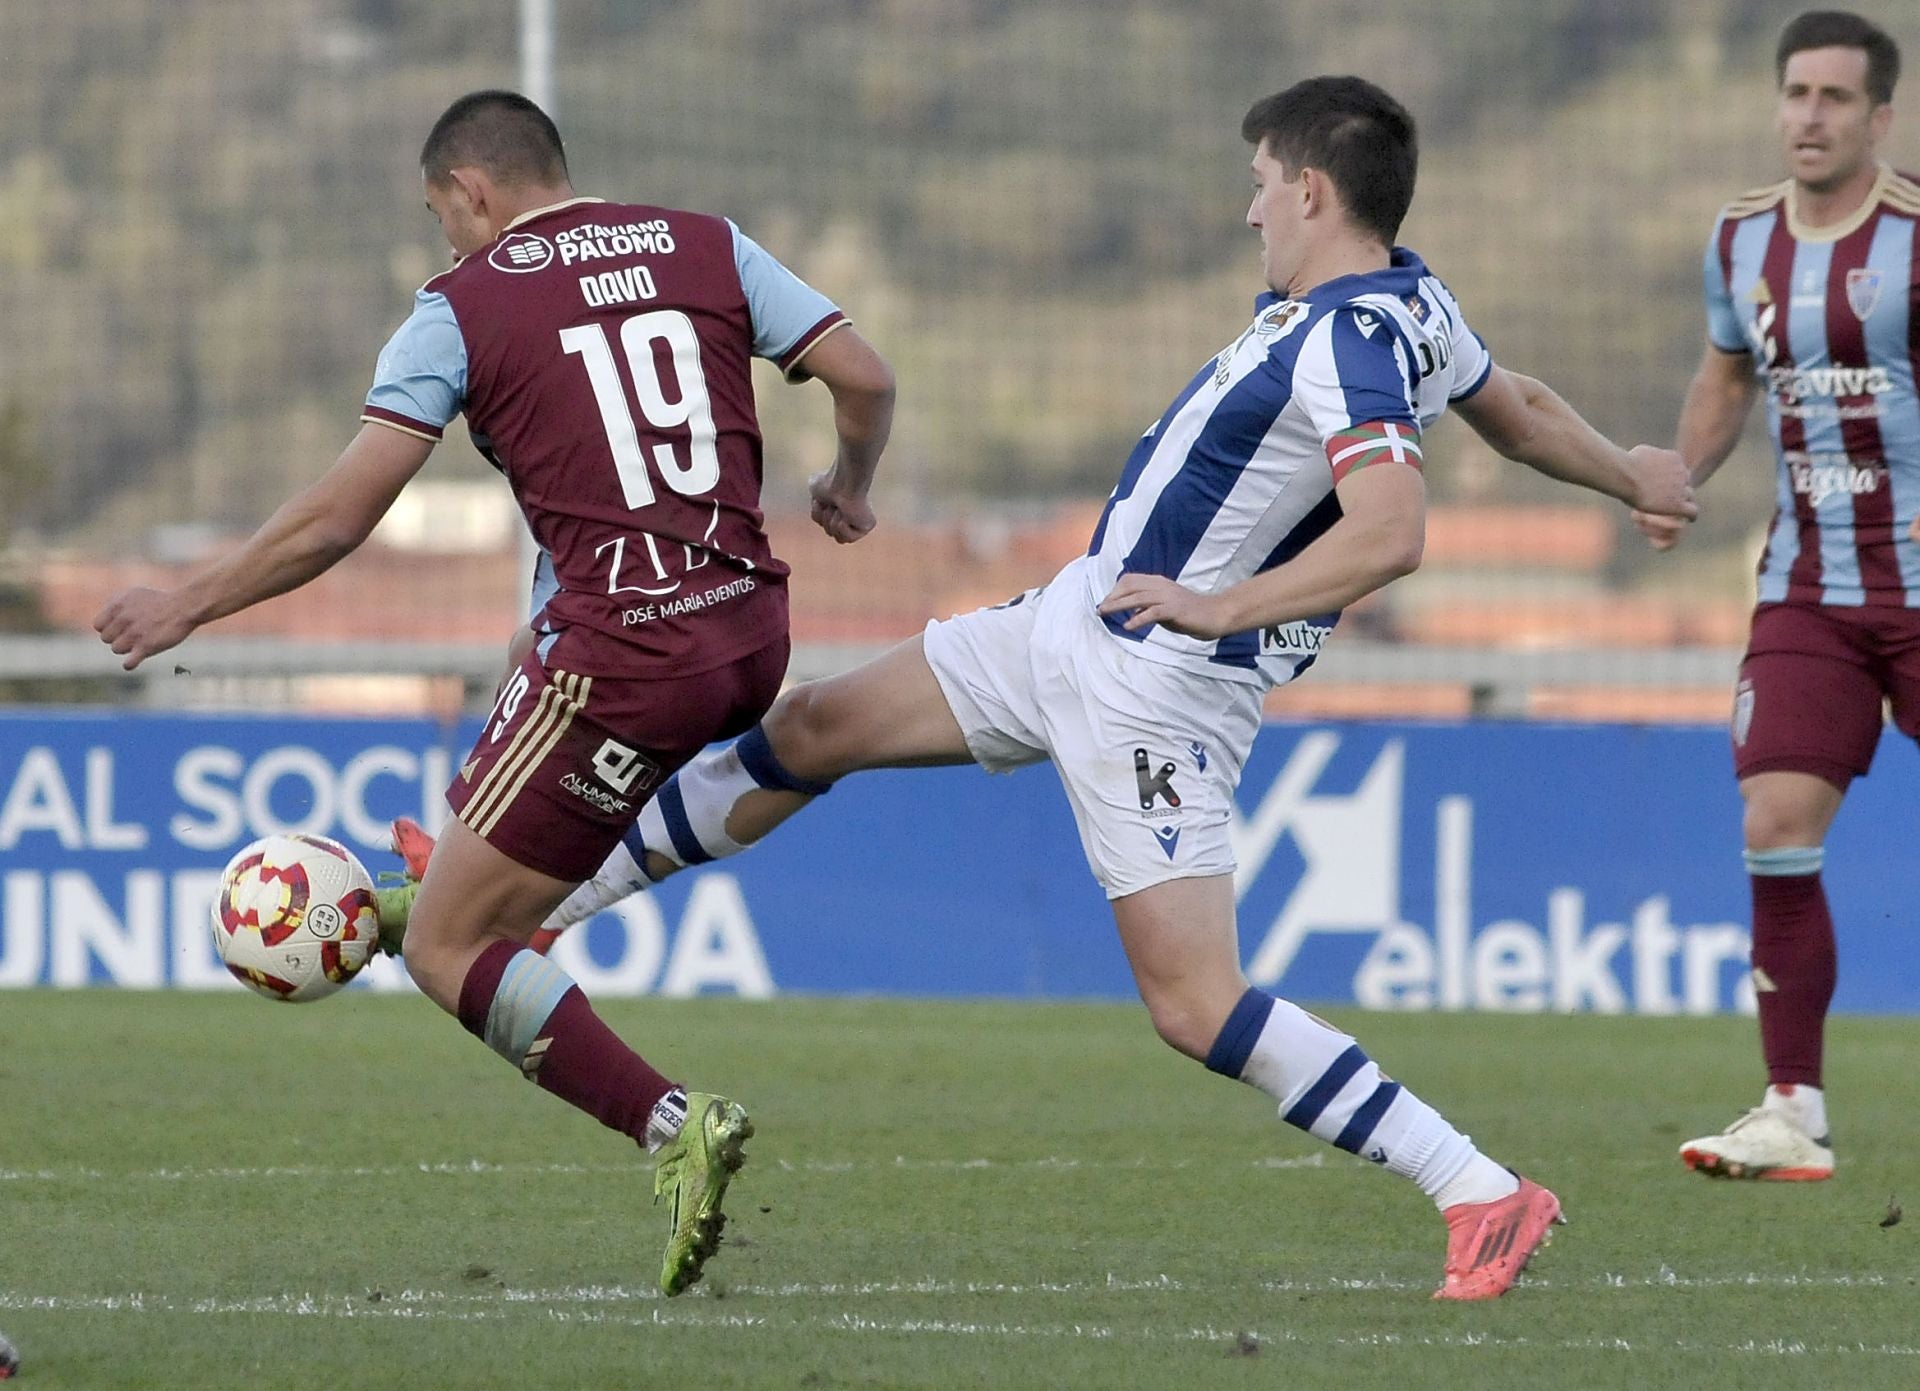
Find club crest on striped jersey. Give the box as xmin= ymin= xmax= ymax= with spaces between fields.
xmin=1845 ymin=267 xmax=1883 ymax=321
xmin=1256 ymin=301 xmax=1306 ymax=338
xmin=1216 ymin=302 xmax=1307 ymax=384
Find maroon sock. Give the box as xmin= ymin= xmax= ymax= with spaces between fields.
xmin=456 ymin=939 xmax=679 ymax=1146
xmin=1749 ymin=873 xmax=1836 ymax=1088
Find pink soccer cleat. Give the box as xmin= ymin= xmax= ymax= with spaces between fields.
xmin=390 ymin=816 xmax=436 ymax=880
xmin=1433 ymin=1176 xmax=1564 ymax=1301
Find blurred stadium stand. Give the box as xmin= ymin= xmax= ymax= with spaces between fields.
xmin=3 ymin=0 xmax=1915 ymax=721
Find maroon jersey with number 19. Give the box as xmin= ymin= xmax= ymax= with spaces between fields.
xmin=364 ymin=196 xmax=848 ymax=676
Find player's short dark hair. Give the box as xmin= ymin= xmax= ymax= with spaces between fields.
xmin=1241 ymin=77 xmax=1418 ymax=246
xmin=420 ymin=90 xmax=569 ymax=187
xmin=1776 ymin=11 xmax=1900 ymax=104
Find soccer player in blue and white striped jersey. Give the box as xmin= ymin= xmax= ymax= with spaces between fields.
xmin=383 ymin=77 xmax=1697 ymax=1299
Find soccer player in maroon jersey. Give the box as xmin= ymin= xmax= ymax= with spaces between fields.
xmin=1636 ymin=11 xmax=1918 ymax=1182
xmin=93 ymin=90 xmax=896 ymax=1293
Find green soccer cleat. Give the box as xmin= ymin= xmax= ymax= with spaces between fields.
xmin=372 ymin=873 xmax=416 ymax=958
xmin=653 ymin=1093 xmax=754 ymax=1296
xmin=371 ymin=817 xmax=437 ymax=957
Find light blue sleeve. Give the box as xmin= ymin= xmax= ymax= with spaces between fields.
xmin=364 ymin=290 xmax=467 ymax=436
xmin=527 ymin=549 xmax=559 ymax=624
xmin=728 ymin=220 xmax=844 ymax=363
xmin=1703 ymin=220 xmax=1745 ymax=353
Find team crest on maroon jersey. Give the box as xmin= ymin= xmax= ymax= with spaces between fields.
xmin=488 ymin=232 xmax=556 ymax=274
xmin=1845 ymin=267 xmax=1883 ymax=321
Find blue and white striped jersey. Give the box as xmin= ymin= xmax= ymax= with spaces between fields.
xmin=1082 ymin=247 xmax=1492 ymax=687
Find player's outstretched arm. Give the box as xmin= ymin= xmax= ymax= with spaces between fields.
xmin=1624 ymin=343 xmax=1762 ymax=550
xmin=1099 ymin=461 xmax=1426 ymax=640
xmin=1453 ymin=365 xmax=1698 ymax=529
xmin=93 ymin=424 xmax=434 ymax=669
xmin=796 ymin=328 xmax=895 ymax=544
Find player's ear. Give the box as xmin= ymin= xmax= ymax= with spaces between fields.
xmin=1299 ymin=167 xmax=1329 ymax=220
xmin=443 ymin=167 xmax=486 ymax=217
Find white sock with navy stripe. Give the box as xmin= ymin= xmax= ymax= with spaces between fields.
xmin=636 ymin=724 xmax=832 ymax=873
xmin=1205 ymin=988 xmax=1517 ymax=1210
xmin=546 ymin=825 xmax=654 ymax=931
xmin=546 ymin=725 xmax=835 ymax=934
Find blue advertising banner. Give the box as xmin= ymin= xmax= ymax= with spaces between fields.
xmin=0 ymin=712 xmax=1913 ymax=1012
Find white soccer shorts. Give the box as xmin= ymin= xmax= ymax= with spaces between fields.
xmin=921 ymin=560 xmax=1263 ymax=899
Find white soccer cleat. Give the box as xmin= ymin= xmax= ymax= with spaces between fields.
xmin=1679 ymin=1098 xmax=1834 ymax=1182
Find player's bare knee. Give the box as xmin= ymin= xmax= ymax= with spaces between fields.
xmin=1741 ymin=794 xmax=1822 ymax=851
xmin=1138 ymin=991 xmax=1217 ymax=1062
xmin=399 ymin=915 xmax=448 ymax=982
xmin=762 ymin=682 xmax=850 ymax=782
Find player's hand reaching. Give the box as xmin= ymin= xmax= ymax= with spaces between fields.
xmin=1624 ymin=445 xmax=1698 ymax=551
xmin=1626 ymin=445 xmax=1697 ymax=519
xmin=93 ymin=586 xmax=197 ymax=671
xmin=807 ymin=470 xmax=876 ymax=545
xmin=1098 ymin=573 xmax=1233 ymax=640
xmin=1909 ymin=513 xmax=1920 ymax=545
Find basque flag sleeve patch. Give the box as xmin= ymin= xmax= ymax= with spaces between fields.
xmin=1325 ymin=420 xmax=1423 ymax=483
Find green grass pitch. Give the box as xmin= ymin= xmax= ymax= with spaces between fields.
xmin=2 ymin=992 xmax=1915 ymax=1389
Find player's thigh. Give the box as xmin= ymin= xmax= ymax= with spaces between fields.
xmin=410 ymin=815 xmax=575 ymax=947
xmin=1040 ymin=654 xmax=1260 ymax=901
xmin=1733 ymin=605 xmax=1882 ymax=790
xmin=774 ymin=593 xmax=1056 ymax=778
xmin=769 ymin=634 xmax=975 ymax=778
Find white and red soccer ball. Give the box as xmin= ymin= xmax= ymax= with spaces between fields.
xmin=210 ymin=834 xmax=379 ymax=1002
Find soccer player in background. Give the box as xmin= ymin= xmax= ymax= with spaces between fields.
xmin=93 ymin=90 xmax=897 ymax=1294
xmin=390 ymin=77 xmax=1699 ymax=1298
xmin=1634 ymin=11 xmax=1917 ymax=1183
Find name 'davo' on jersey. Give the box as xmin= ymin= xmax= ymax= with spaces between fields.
xmin=363 ymin=197 xmax=850 ymax=673
xmin=1706 ymin=166 xmax=1920 ymax=608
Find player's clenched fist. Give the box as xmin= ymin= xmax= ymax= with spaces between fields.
xmin=807 ymin=470 xmax=876 ymax=545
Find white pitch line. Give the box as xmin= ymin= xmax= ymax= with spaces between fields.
xmin=0 ymin=1153 xmax=1327 ymax=1184
xmin=2 ymin=1290 xmax=1915 ymax=1359
xmin=484 ymin=1270 xmax=1915 ymax=1299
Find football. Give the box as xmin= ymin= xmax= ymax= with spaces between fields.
xmin=210 ymin=833 xmax=381 ymax=1002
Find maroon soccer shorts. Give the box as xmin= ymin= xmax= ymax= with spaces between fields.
xmin=447 ymin=635 xmax=789 ymax=881
xmin=1732 ymin=601 xmax=1920 ymax=789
